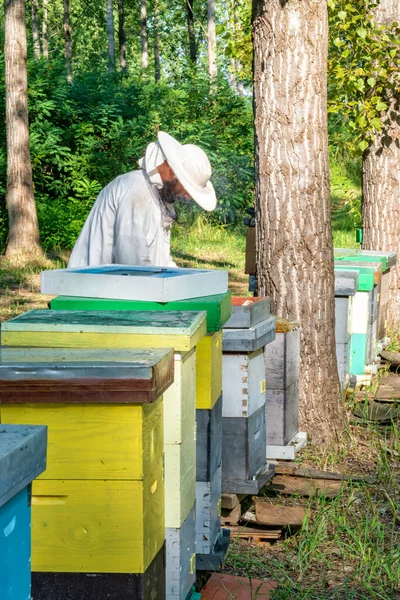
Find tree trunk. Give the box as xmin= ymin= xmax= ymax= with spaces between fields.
xmin=41 ymin=0 xmax=48 ymax=58
xmin=63 ymin=0 xmax=73 ymax=83
xmin=117 ymin=0 xmax=127 ymax=72
xmin=106 ymin=0 xmax=115 ymax=73
xmin=140 ymin=0 xmax=148 ymax=70
xmin=31 ymin=0 xmax=40 ymax=59
xmin=154 ymin=0 xmax=160 ymax=83
xmin=361 ymin=0 xmax=400 ymax=327
xmin=253 ymin=0 xmax=346 ymax=446
xmin=186 ymin=0 xmax=196 ymax=63
xmin=4 ymin=0 xmax=42 ymax=259
xmin=229 ymin=57 xmax=237 ymax=90
xmin=207 ymin=0 xmax=217 ymax=78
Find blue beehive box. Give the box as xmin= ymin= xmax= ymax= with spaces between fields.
xmin=0 ymin=425 xmax=47 ymax=600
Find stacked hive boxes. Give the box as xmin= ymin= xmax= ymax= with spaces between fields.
xmin=264 ymin=319 xmax=306 ymax=460
xmin=334 ymin=270 xmax=359 ymax=388
xmin=334 ymin=263 xmax=380 ymax=378
xmin=0 ymin=313 xmax=201 ymax=600
xmin=46 ymin=269 xmax=232 ymax=575
xmin=221 ymin=298 xmax=276 ymax=493
xmin=0 ymin=424 xmax=47 ymax=600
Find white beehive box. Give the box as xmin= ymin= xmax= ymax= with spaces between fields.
xmin=41 ymin=265 xmax=228 ymax=303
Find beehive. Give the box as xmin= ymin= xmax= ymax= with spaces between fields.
xmin=0 ymin=346 xmax=174 ymax=600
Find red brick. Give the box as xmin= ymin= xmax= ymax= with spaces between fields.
xmin=200 ymin=573 xmax=278 ymax=599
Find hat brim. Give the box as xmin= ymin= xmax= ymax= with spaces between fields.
xmin=158 ymin=132 xmax=217 ymax=211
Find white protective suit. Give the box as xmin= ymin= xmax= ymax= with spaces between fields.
xmin=68 ymin=142 xmax=176 ymax=268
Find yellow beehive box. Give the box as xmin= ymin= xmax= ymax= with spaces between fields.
xmin=196 ymin=331 xmax=223 ymax=410
xmin=31 ymin=459 xmax=164 ymax=573
xmin=1 ymin=399 xmax=163 ymax=481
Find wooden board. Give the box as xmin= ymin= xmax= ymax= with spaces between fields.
xmin=268 ymin=475 xmax=342 ymax=497
xmin=41 ymin=265 xmax=228 ymax=303
xmin=1 ymin=310 xmax=207 ymax=353
xmin=49 ymin=291 xmax=232 ymax=333
xmin=254 ymin=499 xmax=305 ymax=527
xmin=0 ymin=347 xmax=174 ymax=403
xmin=31 ymin=463 xmax=164 ymax=573
xmin=31 ymin=546 xmax=166 ymax=600
xmin=375 ymin=373 xmax=400 ymax=400
xmin=196 ymin=331 xmax=223 ymax=410
xmin=225 ymin=526 xmax=282 ymax=541
xmin=201 ymin=573 xmax=278 ymax=600
xmin=1 ymin=397 xmax=163 ymax=481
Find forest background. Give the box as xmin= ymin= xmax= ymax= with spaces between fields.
xmin=0 ymin=0 xmax=374 ymax=253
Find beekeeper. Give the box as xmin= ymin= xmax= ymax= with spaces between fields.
xmin=67 ymin=131 xmax=217 ymax=268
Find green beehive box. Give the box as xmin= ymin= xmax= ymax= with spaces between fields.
xmin=334 ymin=265 xmax=377 ymax=292
xmin=49 ymin=292 xmax=232 ymax=333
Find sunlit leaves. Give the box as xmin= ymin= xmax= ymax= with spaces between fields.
xmin=328 ymin=0 xmax=400 ymax=154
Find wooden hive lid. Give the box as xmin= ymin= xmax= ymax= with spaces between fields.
xmin=0 ymin=346 xmax=175 ymax=403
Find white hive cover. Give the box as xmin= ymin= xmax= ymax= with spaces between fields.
xmin=41 ymin=264 xmax=229 ymax=302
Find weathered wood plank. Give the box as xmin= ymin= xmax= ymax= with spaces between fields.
xmin=201 ymin=573 xmax=278 ymax=599
xmin=273 ymin=463 xmax=375 ymax=483
xmin=269 ymin=475 xmax=342 ymax=497
xmin=220 ymin=493 xmax=246 ymax=510
xmin=254 ymin=499 xmax=305 ymax=527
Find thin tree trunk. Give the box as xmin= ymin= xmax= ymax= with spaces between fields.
xmin=236 ymin=60 xmax=244 ymax=96
xmin=106 ymin=0 xmax=115 ymax=73
xmin=140 ymin=0 xmax=148 ymax=70
xmin=63 ymin=0 xmax=73 ymax=83
xmin=229 ymin=57 xmax=237 ymax=90
xmin=154 ymin=0 xmax=160 ymax=83
xmin=186 ymin=0 xmax=196 ymax=63
xmin=207 ymin=0 xmax=217 ymax=77
xmin=253 ymin=0 xmax=345 ymax=446
xmin=4 ymin=0 xmax=42 ymax=259
xmin=41 ymin=0 xmax=48 ymax=58
xmin=362 ymin=0 xmax=400 ymax=327
xmin=31 ymin=0 xmax=40 ymax=59
xmin=117 ymin=0 xmax=127 ymax=72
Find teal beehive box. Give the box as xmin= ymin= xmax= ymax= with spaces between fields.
xmin=0 ymin=425 xmax=47 ymax=600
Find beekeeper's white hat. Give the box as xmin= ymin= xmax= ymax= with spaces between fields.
xmin=158 ymin=131 xmax=217 ymax=212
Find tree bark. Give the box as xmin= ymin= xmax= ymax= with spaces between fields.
xmin=31 ymin=0 xmax=40 ymax=59
xmin=41 ymin=0 xmax=48 ymax=58
xmin=253 ymin=0 xmax=345 ymax=445
xmin=207 ymin=0 xmax=217 ymax=78
xmin=4 ymin=0 xmax=42 ymax=259
xmin=140 ymin=0 xmax=148 ymax=70
xmin=63 ymin=0 xmax=73 ymax=83
xmin=154 ymin=0 xmax=160 ymax=83
xmin=361 ymin=0 xmax=400 ymax=327
xmin=117 ymin=0 xmax=127 ymax=72
xmin=106 ymin=0 xmax=115 ymax=73
xmin=186 ymin=0 xmax=196 ymax=63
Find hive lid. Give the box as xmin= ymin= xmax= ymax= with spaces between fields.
xmin=49 ymin=291 xmax=232 ymax=333
xmin=223 ymin=316 xmax=276 ymax=352
xmin=0 ymin=347 xmax=174 ymax=403
xmin=224 ymin=297 xmax=270 ymax=329
xmin=41 ymin=264 xmax=228 ymax=302
xmin=1 ymin=309 xmax=207 ymax=352
xmin=0 ymin=425 xmax=47 ymax=508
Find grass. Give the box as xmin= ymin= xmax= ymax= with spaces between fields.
xmin=1 ymin=158 xmax=399 ymax=599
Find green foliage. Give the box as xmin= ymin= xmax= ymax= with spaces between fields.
xmin=328 ymin=0 xmax=400 ymax=153
xmin=0 ymin=61 xmax=254 ymax=252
